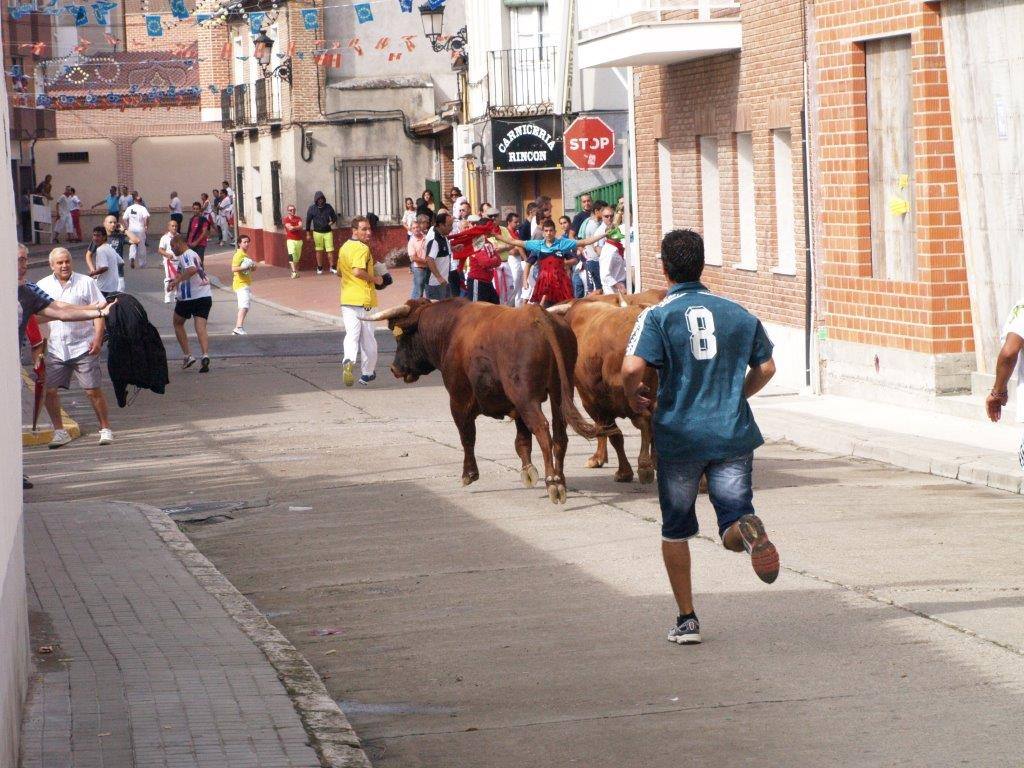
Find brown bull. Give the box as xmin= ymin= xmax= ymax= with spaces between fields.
xmin=551 ymin=294 xmax=665 ymax=483
xmin=365 ymin=299 xmax=599 ymax=504
xmin=579 ymin=288 xmax=668 ymax=308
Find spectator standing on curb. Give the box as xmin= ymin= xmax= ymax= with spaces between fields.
xmin=986 ymin=299 xmax=1024 ymax=469
xmin=92 ymin=185 xmax=120 ymax=218
xmin=339 ymin=216 xmax=384 ymax=387
xmin=217 ymin=188 xmax=235 ymax=246
xmin=283 ymin=204 xmax=304 ymax=278
xmin=424 ymin=212 xmax=454 ymax=301
xmin=421 ymin=188 xmax=437 ymax=213
xmin=574 ymin=200 xmax=606 ymax=297
xmin=402 ymin=197 xmax=417 ymax=236
xmin=231 ymin=235 xmax=256 ymax=336
xmin=86 ymin=226 xmax=122 ymax=299
xmin=305 ymin=191 xmax=338 ymax=275
xmin=117 ymin=185 xmax=133 ymax=215
xmin=169 ymin=191 xmax=183 ymax=229
xmin=53 ymin=186 xmax=74 ymax=243
xmin=569 ymin=194 xmax=592 ymax=238
xmin=465 ymin=228 xmax=502 ymax=304
xmin=621 ymin=229 xmax=780 ymax=646
xmin=68 ymin=187 xmax=82 ymax=242
xmin=186 ymin=201 xmax=211 ymax=265
xmin=168 ymin=234 xmax=212 ymax=372
xmin=36 ymin=247 xmax=115 ymax=447
xmin=122 ymin=192 xmax=150 ymax=269
xmin=407 ymin=213 xmax=430 ymax=299
xmin=599 ymin=221 xmax=629 ymax=296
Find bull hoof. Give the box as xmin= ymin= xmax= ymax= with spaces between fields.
xmin=557 ymin=484 xmax=567 ymax=504
xmin=462 ymin=472 xmax=479 ymax=486
xmin=585 ymin=456 xmax=606 ymax=469
xmin=547 ymin=484 xmax=561 ymax=504
xmin=521 ymin=464 xmax=539 ymax=488
xmin=614 ymin=469 xmax=634 ymax=483
xmin=638 ymin=467 xmax=655 ymax=484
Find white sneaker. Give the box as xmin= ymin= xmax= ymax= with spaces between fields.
xmin=48 ymin=429 xmax=72 ymax=449
xmin=232 ymin=327 xmax=247 ymax=335
xmin=182 ymin=355 xmax=197 ymax=369
xmin=330 ymin=267 xmax=338 ymax=275
xmin=98 ymin=428 xmax=114 ymax=445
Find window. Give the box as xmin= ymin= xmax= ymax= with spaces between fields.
xmin=699 ymin=136 xmax=722 ymax=266
xmin=57 ymin=152 xmax=89 ymax=164
xmin=235 ymin=166 xmax=245 ymax=222
xmin=657 ymin=140 xmax=674 ymax=235
xmin=865 ymin=35 xmax=916 ymax=281
xmin=735 ymin=132 xmax=757 ymax=270
xmin=335 ymin=157 xmax=401 ymax=222
xmin=270 ymin=161 xmax=283 ymax=227
xmin=772 ymin=129 xmax=795 ymax=275
xmin=252 ymin=166 xmax=262 ymax=215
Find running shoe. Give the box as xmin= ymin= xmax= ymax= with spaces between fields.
xmin=23 ymin=475 xmax=33 ymax=489
xmin=330 ymin=267 xmax=338 ymax=275
xmin=232 ymin=327 xmax=247 ymax=335
xmin=342 ymin=360 xmax=355 ymax=387
xmin=291 ymin=272 xmax=300 ymax=279
xmin=358 ymin=373 xmax=376 ymax=386
xmin=667 ymin=615 xmax=701 ymax=645
xmin=98 ymin=428 xmax=114 ymax=445
xmin=48 ymin=429 xmax=72 ymax=449
xmin=316 ymin=267 xmax=324 ymax=275
xmin=182 ymin=355 xmax=197 ymax=369
xmin=199 ymin=356 xmax=210 ymax=373
xmin=736 ymin=514 xmax=780 ymax=584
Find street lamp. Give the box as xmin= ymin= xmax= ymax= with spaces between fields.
xmin=252 ymin=29 xmax=274 ymax=73
xmin=418 ymin=2 xmax=467 ymax=54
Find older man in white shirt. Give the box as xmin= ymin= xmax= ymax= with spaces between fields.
xmin=36 ymin=247 xmax=114 ymax=447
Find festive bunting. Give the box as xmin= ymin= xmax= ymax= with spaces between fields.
xmin=103 ymin=32 xmax=118 ymax=47
xmin=388 ymin=52 xmax=401 ymax=62
xmin=220 ymin=41 xmax=232 ymax=60
xmin=315 ymin=52 xmax=341 ymax=68
xmin=40 ymin=0 xmax=62 ymax=16
xmin=426 ymin=0 xmax=446 ymax=8
xmin=248 ymin=11 xmax=265 ymax=35
xmin=399 ymin=0 xmax=412 ymax=12
xmin=374 ymin=37 xmax=389 ymax=50
xmin=354 ymin=3 xmax=372 ymax=23
xmin=196 ymin=13 xmax=211 ymax=24
xmin=401 ymin=35 xmax=416 ymax=51
xmin=9 ymin=4 xmax=34 ymax=21
xmin=170 ymin=0 xmax=189 ymax=21
xmin=348 ymin=38 xmax=363 ymax=56
xmin=301 ymin=8 xmax=319 ymax=30
xmin=68 ymin=5 xmax=89 ymax=26
xmin=145 ymin=14 xmax=163 ymax=36
xmin=91 ymin=1 xmax=115 ymax=24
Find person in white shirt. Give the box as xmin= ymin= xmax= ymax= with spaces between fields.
xmin=53 ymin=187 xmax=74 ymax=243
xmin=168 ymin=234 xmax=213 ymax=372
xmin=158 ymin=219 xmax=180 ymax=303
xmin=168 ymin=191 xmax=183 ymax=229
xmin=36 ymin=247 xmax=114 ymax=447
xmin=401 ymin=197 xmax=417 ymax=236
xmin=424 ymin=212 xmax=454 ymax=301
xmin=68 ymin=187 xmax=82 ymax=242
xmin=575 ymin=202 xmax=607 ymax=296
xmin=987 ymin=299 xmax=1024 ymax=469
xmin=216 ymin=189 xmax=235 ymax=246
xmin=122 ymin=192 xmax=150 ymax=269
xmin=85 ymin=226 xmax=122 ymax=298
xmin=117 ymin=185 xmax=133 ymax=215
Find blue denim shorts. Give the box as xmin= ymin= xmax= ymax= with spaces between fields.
xmin=656 ymin=453 xmax=755 ymax=541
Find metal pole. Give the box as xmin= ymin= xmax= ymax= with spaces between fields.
xmin=620 ymin=135 xmax=634 ymax=295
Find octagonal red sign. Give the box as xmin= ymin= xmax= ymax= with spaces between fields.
xmin=564 ymin=116 xmax=616 ymax=171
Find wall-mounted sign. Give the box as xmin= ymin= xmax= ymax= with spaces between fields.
xmin=492 ymin=116 xmax=563 ymax=172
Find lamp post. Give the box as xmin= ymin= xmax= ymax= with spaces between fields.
xmin=418 ymin=2 xmax=467 ymax=54
xmin=252 ymin=27 xmax=291 ymax=83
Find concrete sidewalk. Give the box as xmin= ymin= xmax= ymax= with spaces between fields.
xmin=20 ymin=501 xmax=370 ymax=768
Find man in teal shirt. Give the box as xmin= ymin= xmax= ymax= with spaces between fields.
xmin=622 ymin=229 xmax=780 ymax=645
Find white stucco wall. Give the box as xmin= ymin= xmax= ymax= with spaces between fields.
xmin=0 ymin=31 xmax=30 ymax=765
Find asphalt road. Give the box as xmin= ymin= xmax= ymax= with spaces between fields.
xmin=25 ymin=262 xmax=1024 ymax=767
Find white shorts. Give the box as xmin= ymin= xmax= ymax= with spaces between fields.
xmin=236 ymin=286 xmax=251 ymax=310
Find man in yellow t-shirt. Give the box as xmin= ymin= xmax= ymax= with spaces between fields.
xmin=230 ymin=234 xmax=256 ymax=335
xmin=338 ymin=216 xmax=384 ymax=387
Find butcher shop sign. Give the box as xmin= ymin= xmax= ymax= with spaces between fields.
xmin=492 ymin=117 xmax=564 ymax=172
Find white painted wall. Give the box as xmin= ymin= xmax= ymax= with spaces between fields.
xmin=0 ymin=28 xmax=30 ymax=764
xmin=736 ymin=131 xmax=757 ymax=270
xmin=699 ymin=135 xmax=722 ymax=266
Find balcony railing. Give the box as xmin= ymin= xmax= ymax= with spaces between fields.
xmin=487 ymin=46 xmax=558 ymax=117
xmin=233 ymin=84 xmax=251 ymax=127
xmin=220 ymin=88 xmax=234 ymax=129
xmin=579 ymin=0 xmax=740 ymax=43
xmin=253 ymin=77 xmax=281 ymax=123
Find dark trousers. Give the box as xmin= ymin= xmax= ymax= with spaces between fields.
xmin=467 ymin=278 xmax=499 ymax=304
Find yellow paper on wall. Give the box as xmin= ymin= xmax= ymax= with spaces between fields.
xmin=897 ymin=174 xmax=909 ymax=190
xmin=888 ymin=196 xmax=910 ymax=217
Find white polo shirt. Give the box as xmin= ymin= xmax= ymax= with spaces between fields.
xmin=122 ymin=203 xmax=150 ymax=233
xmin=36 ymin=272 xmax=104 ymax=361
xmin=92 ymin=244 xmax=122 ymax=294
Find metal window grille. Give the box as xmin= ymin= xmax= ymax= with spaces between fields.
xmin=270 ymin=161 xmax=282 ymax=227
xmin=487 ymin=46 xmax=558 ymax=114
xmin=233 ymin=84 xmax=249 ymax=126
xmin=254 ymin=78 xmax=268 ymax=123
xmin=220 ymin=89 xmax=234 ymax=129
xmin=57 ymin=151 xmax=89 ymax=163
xmin=235 ymin=166 xmax=245 ymax=223
xmin=334 ymin=157 xmax=401 ymax=223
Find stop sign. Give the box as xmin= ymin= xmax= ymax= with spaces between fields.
xmin=564 ymin=117 xmax=616 ymax=170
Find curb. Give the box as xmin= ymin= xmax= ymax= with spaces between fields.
xmin=20 ymin=368 xmax=81 ymax=447
xmin=133 ymin=502 xmax=373 ymax=768
xmin=757 ymin=412 xmax=1023 ymax=496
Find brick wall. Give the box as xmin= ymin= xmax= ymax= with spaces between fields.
xmin=813 ymin=0 xmax=971 ymax=357
xmin=632 ymin=0 xmax=808 ymax=330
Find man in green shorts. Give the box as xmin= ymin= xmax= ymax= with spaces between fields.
xmin=283 ymin=204 xmax=304 ymax=278
xmin=305 ymin=191 xmax=338 ymax=275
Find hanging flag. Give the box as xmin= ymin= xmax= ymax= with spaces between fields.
xmin=40 ymin=0 xmax=61 ymax=16
xmin=170 ymin=0 xmax=189 ymax=21
xmin=398 ymin=0 xmax=412 ymax=11
xmin=248 ymin=11 xmax=265 ymax=35
xmin=196 ymin=13 xmax=211 ymax=24
xmin=287 ymin=41 xmax=296 ymax=56
xmin=388 ymin=52 xmax=402 ymax=62
xmin=145 ymin=14 xmax=163 ymax=36
xmin=354 ymin=3 xmax=372 ymax=23
xmin=374 ymin=37 xmax=390 ymax=50
xmin=427 ymin=0 xmax=446 ymax=8
xmin=9 ymin=4 xmax=34 ymax=20
xmin=401 ymin=35 xmax=416 ymax=51
xmin=220 ymin=40 xmax=232 ymax=60
xmin=301 ymin=8 xmax=319 ymax=30
xmin=91 ymin=1 xmax=116 ymax=24
xmin=315 ymin=52 xmax=341 ymax=68
xmin=104 ymin=32 xmax=118 ymax=47
xmin=348 ymin=38 xmax=363 ymax=56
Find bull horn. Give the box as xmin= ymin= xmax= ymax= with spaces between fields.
xmin=364 ymin=304 xmax=412 ymax=322
xmin=547 ymin=302 xmax=571 ymax=315
xmin=617 ymin=295 xmax=628 ymax=308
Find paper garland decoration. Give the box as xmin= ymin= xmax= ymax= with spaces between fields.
xmin=145 ymin=14 xmax=163 ymax=36
xmin=68 ymin=5 xmax=89 ymax=26
xmin=399 ymin=0 xmax=412 ymax=12
xmin=302 ymin=8 xmax=319 ymax=30
xmin=248 ymin=11 xmax=265 ymax=35
xmin=354 ymin=3 xmax=372 ymax=23
xmin=170 ymin=0 xmax=189 ymax=21
xmin=91 ymin=1 xmax=116 ymax=24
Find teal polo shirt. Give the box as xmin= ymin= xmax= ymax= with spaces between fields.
xmin=626 ymin=281 xmax=774 ymax=462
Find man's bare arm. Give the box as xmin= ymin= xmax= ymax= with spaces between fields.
xmin=987 ymin=333 xmax=1023 ymax=422
xmin=743 ymin=359 xmax=776 ymax=399
xmin=622 ymin=355 xmax=653 ymax=416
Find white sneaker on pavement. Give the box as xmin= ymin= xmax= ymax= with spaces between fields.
xmin=182 ymin=355 xmax=197 ymax=369
xmin=98 ymin=428 xmax=114 ymax=445
xmin=232 ymin=327 xmax=247 ymax=335
xmin=48 ymin=429 xmax=72 ymax=449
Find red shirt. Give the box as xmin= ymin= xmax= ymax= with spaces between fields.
xmin=284 ymin=214 xmax=303 ymax=241
xmin=186 ymin=215 xmax=209 ymax=248
xmin=467 ymin=244 xmax=502 ymax=282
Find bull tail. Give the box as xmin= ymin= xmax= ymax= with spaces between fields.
xmin=535 ymin=312 xmax=602 ymax=441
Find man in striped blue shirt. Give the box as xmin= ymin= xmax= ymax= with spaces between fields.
xmin=622 ymin=229 xmax=780 ymax=646
xmin=168 ymin=235 xmax=213 ymax=373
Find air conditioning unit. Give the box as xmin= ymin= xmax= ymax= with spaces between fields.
xmin=454 ymin=124 xmax=475 ymax=159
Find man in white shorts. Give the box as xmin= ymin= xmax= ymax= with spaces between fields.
xmin=53 ymin=186 xmax=74 ymax=244
xmin=986 ymin=299 xmax=1024 ymax=469
xmin=36 ymin=247 xmax=115 ymax=447
xmin=122 ymin=191 xmax=150 ymax=268
xmin=158 ymin=219 xmax=180 ymax=303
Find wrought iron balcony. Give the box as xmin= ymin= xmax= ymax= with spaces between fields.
xmin=220 ymin=88 xmax=234 ymax=129
xmin=487 ymin=46 xmax=558 ymax=117
xmin=253 ymin=77 xmax=281 ymax=123
xmin=233 ymin=83 xmax=251 ymax=127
